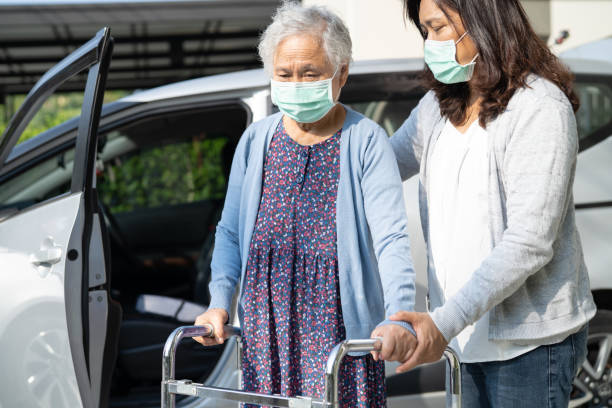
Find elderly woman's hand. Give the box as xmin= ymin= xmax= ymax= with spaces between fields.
xmin=192 ymin=308 xmax=229 ymax=346
xmin=369 ymin=324 xmax=418 ymax=364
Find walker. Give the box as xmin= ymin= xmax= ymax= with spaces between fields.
xmin=161 ymin=325 xmax=461 ymax=407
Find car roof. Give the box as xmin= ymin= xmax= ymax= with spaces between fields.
xmin=120 ymin=55 xmax=611 ymax=104
xmin=4 ymin=58 xmax=425 ymax=167
xmin=5 ymin=56 xmax=610 ymax=170
xmin=121 ymin=58 xmax=427 ymax=103
xmin=560 ymin=37 xmax=612 ymax=75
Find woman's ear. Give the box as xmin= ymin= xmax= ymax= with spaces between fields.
xmin=338 ymin=63 xmax=349 ymax=88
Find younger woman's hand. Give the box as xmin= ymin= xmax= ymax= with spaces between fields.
xmin=192 ymin=308 xmax=229 ymax=346
xmin=390 ymin=311 xmax=448 ymax=373
xmin=369 ymin=324 xmax=418 ymax=364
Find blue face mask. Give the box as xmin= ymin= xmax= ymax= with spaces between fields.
xmin=270 ymin=67 xmax=338 ymax=124
xmin=424 ymin=32 xmax=479 ymax=84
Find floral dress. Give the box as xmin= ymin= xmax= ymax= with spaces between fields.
xmin=241 ymin=120 xmax=386 ymax=407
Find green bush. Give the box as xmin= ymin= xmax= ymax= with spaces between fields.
xmin=0 ymin=91 xmax=128 ymax=144
xmin=98 ymin=137 xmax=227 ymax=213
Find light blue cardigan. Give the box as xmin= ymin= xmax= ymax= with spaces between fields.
xmin=208 ymin=106 xmax=416 ymax=340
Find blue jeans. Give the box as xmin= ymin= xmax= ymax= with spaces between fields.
xmin=446 ymin=325 xmax=588 ymax=407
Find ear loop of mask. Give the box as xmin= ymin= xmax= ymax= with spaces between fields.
xmin=328 ymin=65 xmax=341 ymax=103
xmin=455 ymin=32 xmax=479 ymax=65
xmin=329 ymin=66 xmax=340 ymax=82
xmin=455 ymin=31 xmax=469 ymax=45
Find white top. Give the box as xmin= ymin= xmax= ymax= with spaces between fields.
xmin=427 ymin=120 xmax=537 ymax=362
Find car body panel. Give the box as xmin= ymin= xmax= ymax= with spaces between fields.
xmin=0 ymin=192 xmax=83 ymax=407
xmin=0 ymin=27 xmax=114 ymax=408
xmin=574 ymin=136 xmax=612 ymax=290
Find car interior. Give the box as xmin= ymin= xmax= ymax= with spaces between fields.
xmin=0 ymin=102 xmax=249 ymax=407
xmin=96 ymin=103 xmax=248 ymax=407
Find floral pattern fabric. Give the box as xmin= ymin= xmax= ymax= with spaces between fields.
xmin=241 ymin=120 xmax=386 ymax=407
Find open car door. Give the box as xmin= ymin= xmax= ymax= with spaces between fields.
xmin=0 ymin=28 xmax=115 ymax=408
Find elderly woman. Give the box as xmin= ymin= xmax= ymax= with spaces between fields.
xmin=193 ymin=3 xmax=417 ymax=406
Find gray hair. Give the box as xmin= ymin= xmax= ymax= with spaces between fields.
xmin=258 ymin=1 xmax=352 ymax=75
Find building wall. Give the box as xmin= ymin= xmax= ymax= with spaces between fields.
xmin=302 ymin=0 xmax=423 ymax=59
xmin=522 ymin=0 xmax=551 ymax=41
xmin=302 ymin=0 xmax=612 ymax=59
xmin=548 ymin=0 xmax=612 ymax=54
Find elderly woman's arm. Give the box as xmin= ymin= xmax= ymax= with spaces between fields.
xmin=362 ymin=126 xmax=418 ymax=362
xmin=193 ymin=128 xmax=250 ymax=345
xmin=208 ymin=131 xmax=251 ymax=312
xmin=362 ymin=127 xmax=417 ymax=326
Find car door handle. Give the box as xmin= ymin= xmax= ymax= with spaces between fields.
xmin=30 ymin=237 xmax=63 ymax=267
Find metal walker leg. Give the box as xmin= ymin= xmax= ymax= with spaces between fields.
xmin=444 ymin=348 xmax=462 ymax=408
xmin=161 ymin=325 xmax=461 ymax=408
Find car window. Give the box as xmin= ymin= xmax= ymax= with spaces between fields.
xmin=572 ymin=78 xmax=612 ymax=204
xmin=0 ymin=91 xmax=129 ymax=147
xmin=0 ymin=147 xmax=76 ymax=214
xmin=572 ymin=79 xmax=612 ymax=290
xmin=98 ymin=132 xmax=228 ymax=213
xmin=575 ymin=81 xmax=612 ymax=145
xmin=0 ymin=29 xmax=115 ymax=221
xmin=97 ymin=105 xmax=247 ymax=214
xmin=0 ymin=93 xmax=82 ymax=153
xmin=349 ymin=99 xmax=420 ymax=135
xmin=0 ymin=87 xmax=87 ymax=216
xmin=10 ymin=94 xmax=83 ymax=145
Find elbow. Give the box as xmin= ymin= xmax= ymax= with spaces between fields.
xmin=215 ymin=223 xmax=239 ymax=246
xmin=502 ymin=229 xmax=556 ymax=269
xmin=375 ymin=230 xmax=411 ymax=259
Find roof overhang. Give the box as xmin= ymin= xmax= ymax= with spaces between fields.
xmin=0 ymin=0 xmax=281 ymax=95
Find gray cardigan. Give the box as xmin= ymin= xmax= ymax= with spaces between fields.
xmin=390 ymin=75 xmax=596 ymax=345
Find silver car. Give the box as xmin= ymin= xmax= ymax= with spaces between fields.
xmin=0 ymin=28 xmax=610 ymax=408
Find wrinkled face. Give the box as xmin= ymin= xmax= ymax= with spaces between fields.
xmin=418 ymin=0 xmax=478 ymax=65
xmin=273 ymin=34 xmax=348 ymax=100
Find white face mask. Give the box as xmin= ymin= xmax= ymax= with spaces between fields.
xmin=270 ymin=67 xmax=339 ymax=123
